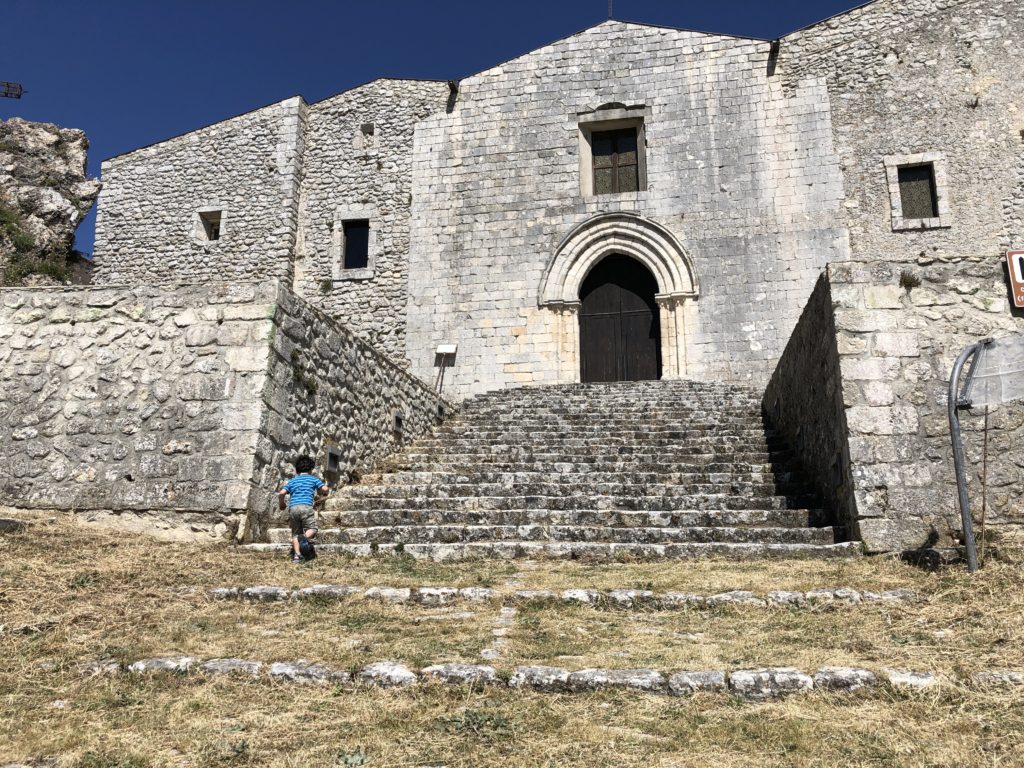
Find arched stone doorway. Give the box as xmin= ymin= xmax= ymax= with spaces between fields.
xmin=538 ymin=212 xmax=699 ymax=383
xmin=579 ymin=255 xmax=661 ymax=382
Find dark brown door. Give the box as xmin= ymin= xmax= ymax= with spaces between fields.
xmin=579 ymin=255 xmax=661 ymax=383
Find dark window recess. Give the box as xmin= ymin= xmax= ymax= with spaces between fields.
xmin=343 ymin=219 xmax=370 ymax=269
xmin=897 ymin=164 xmax=939 ymax=219
xmin=199 ymin=210 xmax=222 ymax=241
xmin=592 ymin=128 xmax=640 ymax=195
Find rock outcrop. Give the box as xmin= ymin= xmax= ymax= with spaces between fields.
xmin=0 ymin=117 xmax=101 ymax=285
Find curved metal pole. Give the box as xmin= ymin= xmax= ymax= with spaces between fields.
xmin=948 ymin=344 xmax=980 ymax=572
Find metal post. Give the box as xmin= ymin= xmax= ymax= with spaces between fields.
xmin=947 ymin=344 xmax=980 ymax=572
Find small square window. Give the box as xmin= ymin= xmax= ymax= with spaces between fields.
xmin=897 ymin=164 xmax=939 ymax=220
xmin=577 ymin=107 xmax=649 ymax=198
xmin=195 ymin=209 xmax=224 ymax=242
xmin=883 ymin=152 xmax=951 ymax=231
xmin=342 ymin=219 xmax=370 ymax=270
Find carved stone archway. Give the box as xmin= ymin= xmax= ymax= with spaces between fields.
xmin=538 ymin=212 xmax=699 ymax=382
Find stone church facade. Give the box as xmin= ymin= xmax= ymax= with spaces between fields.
xmin=2 ymin=0 xmax=1022 ymax=552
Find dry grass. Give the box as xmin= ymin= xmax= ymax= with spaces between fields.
xmin=2 ymin=513 xmax=1024 ymax=767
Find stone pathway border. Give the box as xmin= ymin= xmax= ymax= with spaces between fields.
xmin=208 ymin=584 xmax=918 ymax=609
xmin=84 ymin=656 xmax=1021 ymax=699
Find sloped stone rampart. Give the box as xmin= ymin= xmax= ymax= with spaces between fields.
xmin=250 ymin=285 xmax=449 ymax=539
xmin=0 ymin=281 xmax=447 ymax=540
xmin=766 ymin=258 xmax=1024 ymax=552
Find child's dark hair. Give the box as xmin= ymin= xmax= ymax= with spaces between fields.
xmin=294 ymin=455 xmax=315 ymax=474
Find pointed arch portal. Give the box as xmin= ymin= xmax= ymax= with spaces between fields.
xmin=539 ymin=212 xmax=699 ymax=382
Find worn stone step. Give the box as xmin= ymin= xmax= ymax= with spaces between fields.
xmin=241 ymin=540 xmax=862 ymax=561
xmin=368 ymin=469 xmax=804 ymax=486
xmin=267 ymin=525 xmax=836 ymax=546
xmin=327 ymin=494 xmax=814 ymax=514
xmin=381 ymin=460 xmax=786 ymax=475
xmin=337 ymin=481 xmax=807 ymax=500
xmin=389 ymin=450 xmax=790 ymax=467
xmin=306 ymin=508 xmax=820 ymax=529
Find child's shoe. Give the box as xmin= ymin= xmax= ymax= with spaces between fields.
xmin=291 ymin=554 xmax=304 ymax=564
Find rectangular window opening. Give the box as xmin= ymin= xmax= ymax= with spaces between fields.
xmin=591 ymin=127 xmax=640 ymax=195
xmin=897 ymin=164 xmax=939 ymax=220
xmin=199 ymin=210 xmax=222 ymax=241
xmin=342 ymin=219 xmax=370 ymax=270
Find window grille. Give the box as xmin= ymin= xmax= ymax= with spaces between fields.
xmin=592 ymin=128 xmax=640 ymax=195
xmin=342 ymin=220 xmax=370 ymax=270
xmin=897 ymin=164 xmax=939 ymax=220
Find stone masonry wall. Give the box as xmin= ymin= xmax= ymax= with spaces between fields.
xmin=763 ymin=274 xmax=857 ymax=541
xmin=782 ymin=0 xmax=1024 ymax=266
xmin=768 ymin=257 xmax=1024 ymax=553
xmin=407 ymin=20 xmax=849 ymax=399
xmin=292 ymin=80 xmax=450 ymax=361
xmin=0 ymin=282 xmax=277 ymax=538
xmin=93 ymin=97 xmax=306 ymax=286
xmin=247 ymin=284 xmax=449 ymax=540
xmin=0 ymin=281 xmax=448 ymax=541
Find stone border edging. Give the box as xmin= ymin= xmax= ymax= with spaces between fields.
xmin=208 ymin=584 xmax=918 ymax=609
xmin=80 ymin=656 xmax=1024 ymax=699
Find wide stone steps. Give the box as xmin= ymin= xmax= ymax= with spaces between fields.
xmin=245 ymin=541 xmax=861 ymax=561
xmin=246 ymin=380 xmax=850 ymax=561
xmin=335 ymin=481 xmax=808 ymax=499
xmin=266 ymin=524 xmax=837 ymax=545
xmin=365 ymin=470 xmax=804 ymax=486
xmin=298 ymin=508 xmax=821 ymax=529
xmin=324 ymin=494 xmax=815 ymax=513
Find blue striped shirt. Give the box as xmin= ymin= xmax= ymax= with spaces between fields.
xmin=283 ymin=474 xmax=325 ymax=507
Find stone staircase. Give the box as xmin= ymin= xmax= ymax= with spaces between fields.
xmin=252 ymin=380 xmax=860 ymax=561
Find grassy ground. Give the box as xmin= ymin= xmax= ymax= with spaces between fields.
xmin=2 ymin=514 xmax=1023 ymax=767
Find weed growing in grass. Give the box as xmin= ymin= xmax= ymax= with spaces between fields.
xmin=198 ymin=738 xmax=251 ymax=764
xmin=69 ymin=571 xmax=100 ymax=589
xmin=438 ymin=706 xmax=513 ymax=741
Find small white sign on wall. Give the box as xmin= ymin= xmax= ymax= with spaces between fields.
xmin=1008 ymin=251 xmax=1024 ymax=309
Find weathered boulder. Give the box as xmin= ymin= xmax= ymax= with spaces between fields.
xmin=729 ymin=667 xmax=814 ymax=699
xmin=813 ymin=666 xmax=878 ymax=692
xmin=567 ymin=668 xmax=666 ymax=693
xmin=881 ymin=668 xmax=938 ymax=690
xmin=200 ymin=659 xmax=264 ymax=677
xmin=295 ymin=585 xmax=359 ymax=601
xmin=508 ymin=665 xmax=571 ymax=692
xmin=269 ymin=661 xmax=348 ymax=685
xmin=365 ymin=587 xmax=412 ymax=603
xmin=356 ymin=662 xmax=417 ymax=687
xmin=667 ymin=670 xmax=728 ymax=696
xmin=0 ymin=117 xmax=101 ymax=285
xmin=421 ymin=664 xmax=498 ymax=685
xmin=128 ymin=656 xmax=196 ymax=674
xmin=241 ymin=585 xmax=290 ymax=602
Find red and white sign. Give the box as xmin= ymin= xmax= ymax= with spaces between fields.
xmin=1009 ymin=251 xmax=1024 ymax=309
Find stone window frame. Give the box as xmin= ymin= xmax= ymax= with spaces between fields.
xmin=330 ymin=205 xmax=377 ymax=281
xmin=577 ymin=105 xmax=651 ymax=199
xmin=883 ymin=152 xmax=952 ymax=231
xmin=194 ymin=206 xmax=227 ymax=244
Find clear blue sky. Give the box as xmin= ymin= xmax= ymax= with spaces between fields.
xmin=1 ymin=0 xmax=865 ymax=255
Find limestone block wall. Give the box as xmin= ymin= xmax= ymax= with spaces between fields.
xmin=93 ymin=97 xmax=306 ymax=285
xmin=766 ymin=257 xmax=1024 ymax=553
xmin=0 ymin=282 xmax=278 ymax=537
xmin=782 ymin=0 xmax=1024 ymax=264
xmin=763 ymin=274 xmax=857 ymax=541
xmin=292 ymin=80 xmax=450 ymax=361
xmin=0 ymin=281 xmax=447 ymax=541
xmin=249 ymin=283 xmax=449 ymax=539
xmin=407 ymin=20 xmax=849 ymax=399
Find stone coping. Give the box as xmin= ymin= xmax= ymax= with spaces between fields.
xmin=80 ymin=656 xmax=1024 ymax=699
xmin=209 ymin=584 xmax=918 ymax=609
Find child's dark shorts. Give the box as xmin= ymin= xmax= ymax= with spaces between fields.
xmin=289 ymin=505 xmax=317 ymax=536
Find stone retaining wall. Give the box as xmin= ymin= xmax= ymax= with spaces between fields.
xmin=764 ymin=274 xmax=857 ymax=540
xmin=766 ymin=258 xmax=1024 ymax=552
xmin=0 ymin=282 xmax=446 ymax=540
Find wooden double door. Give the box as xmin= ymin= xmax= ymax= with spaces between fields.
xmin=579 ymin=255 xmax=662 ymax=383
